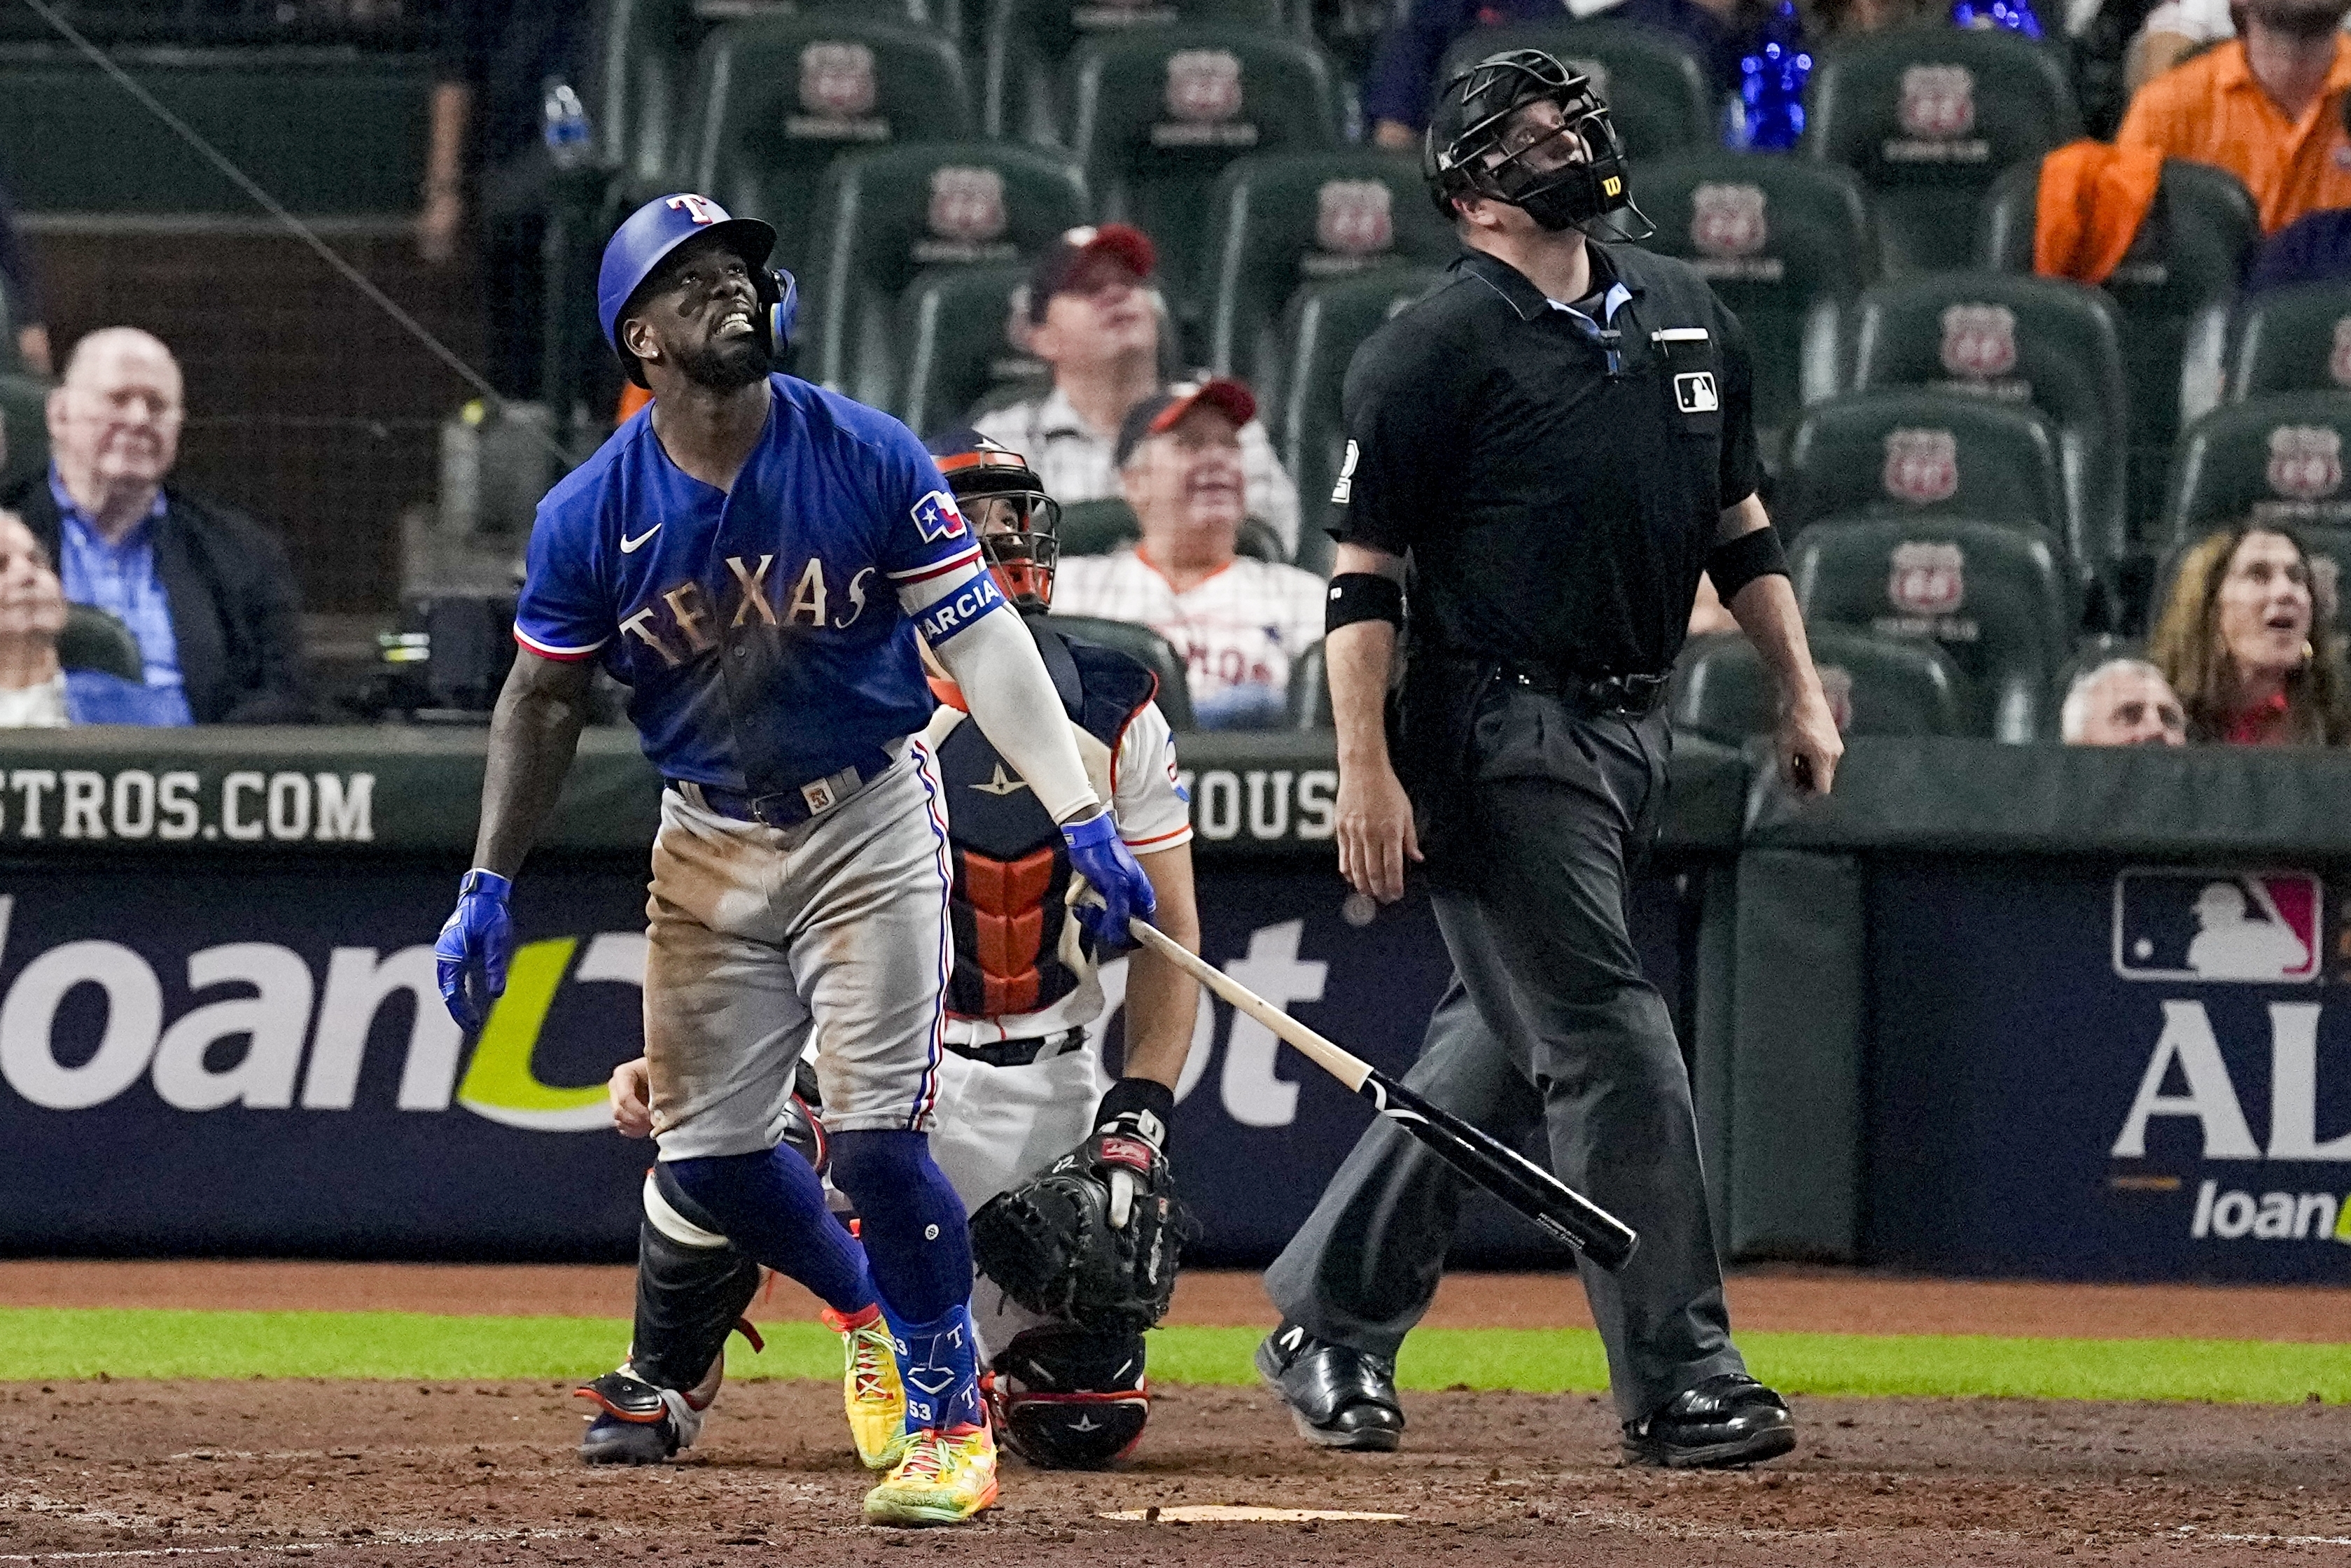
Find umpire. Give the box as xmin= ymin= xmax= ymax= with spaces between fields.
xmin=1257 ymin=50 xmax=1841 ymax=1469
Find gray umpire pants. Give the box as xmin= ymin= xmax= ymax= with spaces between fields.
xmin=1264 ymin=687 xmax=1745 ymax=1422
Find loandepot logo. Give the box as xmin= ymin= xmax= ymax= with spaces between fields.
xmin=0 ymin=898 xmax=638 ymax=1131
xmin=2189 ymin=1180 xmax=2351 ymax=1244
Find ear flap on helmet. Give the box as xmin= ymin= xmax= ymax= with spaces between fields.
xmin=762 ymin=267 xmax=800 ymax=360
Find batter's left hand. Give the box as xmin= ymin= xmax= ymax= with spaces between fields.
xmin=1778 ymin=687 xmax=1843 ymax=798
xmin=434 ymin=869 xmax=512 ymax=1032
xmin=1063 ymin=808 xmax=1156 ymax=948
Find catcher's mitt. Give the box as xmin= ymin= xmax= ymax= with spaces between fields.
xmin=969 ymin=1099 xmax=1198 ymax=1336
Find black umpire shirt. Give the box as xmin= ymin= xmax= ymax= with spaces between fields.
xmin=1330 ymin=244 xmax=1759 ymax=678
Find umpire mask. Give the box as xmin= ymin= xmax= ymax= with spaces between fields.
xmin=1425 ymin=50 xmax=1638 ymax=234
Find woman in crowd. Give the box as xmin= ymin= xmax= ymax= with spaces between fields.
xmin=2151 ymin=523 xmax=2351 ymax=745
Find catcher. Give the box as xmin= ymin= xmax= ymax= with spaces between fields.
xmin=580 ymin=430 xmax=1204 ymax=1471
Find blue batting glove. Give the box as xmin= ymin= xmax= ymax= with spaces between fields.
xmin=1062 ymin=809 xmax=1156 ymax=950
xmin=435 ymin=869 xmax=513 ymax=1034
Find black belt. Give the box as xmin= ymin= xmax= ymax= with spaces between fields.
xmin=944 ymin=1028 xmax=1088 ymax=1069
xmin=1491 ymin=661 xmax=1670 ymax=718
xmin=668 ymin=747 xmax=896 ymax=830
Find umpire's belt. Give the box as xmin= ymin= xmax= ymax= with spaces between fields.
xmin=668 ymin=747 xmax=895 ymax=830
xmin=1492 ymin=661 xmax=1669 ymax=718
xmin=944 ymin=1028 xmax=1088 ymax=1069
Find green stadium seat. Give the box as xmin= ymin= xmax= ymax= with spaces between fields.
xmin=893 ymin=263 xmax=1049 ymax=435
xmin=1633 ymin=154 xmax=1876 ymax=453
xmin=1790 ymin=517 xmax=2075 ymax=742
xmin=1066 ymin=27 xmax=1341 ymax=315
xmin=1977 ymin=158 xmax=2259 ymax=537
xmin=1285 ymin=636 xmax=1330 ymax=729
xmin=1059 ymin=496 xmax=1143 ymax=555
xmin=1044 ymin=612 xmax=1197 ymax=729
xmin=983 ymin=0 xmax=1285 ymax=142
xmin=1800 ymin=27 xmax=2081 ymax=276
xmin=801 ymin=144 xmax=1090 ymax=407
xmin=1435 ymin=22 xmax=1714 ymax=162
xmin=0 ymin=373 xmax=51 ymax=501
xmin=1778 ymin=391 xmax=2068 ymax=550
xmin=2224 ymin=283 xmax=2351 ymax=403
xmin=1669 ymin=625 xmax=1978 ymax=743
xmin=678 ymin=15 xmax=974 ymax=272
xmin=1201 ymin=149 xmax=1457 ymax=396
xmin=58 ymin=605 xmax=142 ymax=683
xmin=1269 ymin=267 xmax=1449 ymax=576
xmin=2159 ymin=392 xmax=2351 ymax=546
xmin=1835 ymin=274 xmax=2128 ymax=568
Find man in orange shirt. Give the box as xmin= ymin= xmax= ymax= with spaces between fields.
xmin=2116 ymin=0 xmax=2351 ymax=232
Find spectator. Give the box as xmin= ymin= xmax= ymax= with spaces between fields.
xmin=1054 ymin=381 xmax=1326 ymax=729
xmin=2150 ymin=523 xmax=2351 ymax=743
xmin=972 ymin=225 xmax=1303 ymax=555
xmin=2115 ymin=0 xmax=2351 ymax=234
xmin=4 ymin=328 xmax=310 ymax=724
xmin=2060 ymin=657 xmax=2190 ymax=743
xmin=2245 ymin=96 xmax=2351 ymax=288
xmin=0 ymin=509 xmax=174 ymax=727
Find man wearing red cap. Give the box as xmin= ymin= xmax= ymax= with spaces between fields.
xmin=1052 ymin=379 xmax=1327 ymax=729
xmin=974 ymin=224 xmax=1302 ymax=555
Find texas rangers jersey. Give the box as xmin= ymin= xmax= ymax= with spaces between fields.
xmin=515 ymin=374 xmax=1004 ymax=792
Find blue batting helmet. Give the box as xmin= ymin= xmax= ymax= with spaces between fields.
xmin=597 ymin=193 xmax=799 ymax=386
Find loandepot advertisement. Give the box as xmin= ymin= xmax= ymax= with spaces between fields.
xmin=1864 ymin=860 xmax=2351 ymax=1282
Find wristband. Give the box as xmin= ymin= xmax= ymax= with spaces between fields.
xmin=1705 ymin=524 xmax=1788 ymax=603
xmin=1094 ymin=1076 xmax=1176 ymax=1140
xmin=1325 ymin=571 xmax=1404 ymax=635
xmin=459 ymin=868 xmax=512 ymax=902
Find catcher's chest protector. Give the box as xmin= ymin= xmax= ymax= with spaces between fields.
xmin=925 ymin=627 xmax=1158 ymax=1021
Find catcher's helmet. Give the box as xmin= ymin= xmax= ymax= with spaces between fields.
xmin=926 ymin=430 xmax=1061 ymax=611
xmin=982 ymin=1325 xmax=1150 ymax=1469
xmin=1424 ymin=50 xmax=1635 ymax=233
xmin=598 ymin=192 xmax=800 ymax=386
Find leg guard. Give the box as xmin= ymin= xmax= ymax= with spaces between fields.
xmin=626 ymin=1163 xmax=767 ymax=1394
xmin=982 ymin=1324 xmax=1150 ymax=1469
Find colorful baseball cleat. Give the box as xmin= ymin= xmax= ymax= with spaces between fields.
xmin=823 ymin=1303 xmax=912 ymax=1471
xmin=861 ymin=1420 xmax=999 ymax=1527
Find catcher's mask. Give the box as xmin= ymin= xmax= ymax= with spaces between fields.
xmin=1425 ymin=49 xmax=1645 ymax=237
xmin=930 ymin=432 xmax=1063 ymax=610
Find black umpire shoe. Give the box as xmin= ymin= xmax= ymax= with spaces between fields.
xmin=1621 ymin=1373 xmax=1796 ymax=1469
xmin=1255 ymin=1322 xmax=1404 ymax=1452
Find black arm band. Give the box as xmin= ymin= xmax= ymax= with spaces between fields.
xmin=1705 ymin=524 xmax=1789 ymax=603
xmin=1325 ymin=572 xmax=1404 ymax=634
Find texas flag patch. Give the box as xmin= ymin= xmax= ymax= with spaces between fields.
xmin=911 ymin=489 xmax=968 ymax=543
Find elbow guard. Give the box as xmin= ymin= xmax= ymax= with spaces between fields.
xmin=1325 ymin=572 xmax=1404 ymax=635
xmin=1705 ymin=524 xmax=1789 ymax=604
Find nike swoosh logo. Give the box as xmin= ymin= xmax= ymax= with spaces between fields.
xmin=619 ymin=524 xmax=662 ymax=553
xmin=969 ymin=764 xmax=1031 ymax=798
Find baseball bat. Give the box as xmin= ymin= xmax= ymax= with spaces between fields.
xmin=1123 ymin=917 xmax=1639 ymax=1271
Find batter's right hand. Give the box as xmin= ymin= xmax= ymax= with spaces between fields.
xmin=608 ymin=1056 xmax=653 ymax=1139
xmin=434 ymin=869 xmax=513 ymax=1034
xmin=1337 ymin=760 xmax=1421 ymax=904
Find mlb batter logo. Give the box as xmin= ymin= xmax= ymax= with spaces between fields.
xmin=1939 ymin=303 xmax=2018 ymax=380
xmin=1689 ymin=183 xmax=1768 ymax=258
xmin=911 ymin=489 xmax=968 ymax=544
xmin=1888 ymin=540 xmax=1965 ymax=615
xmin=927 ymin=167 xmax=1008 ymax=244
xmin=800 ymin=41 xmax=879 ymax=119
xmin=1165 ymin=48 xmax=1244 ymax=122
xmin=1882 ymin=428 xmax=1960 ymax=504
xmin=2268 ymin=426 xmax=2344 ymax=502
xmin=1315 ymin=181 xmax=1394 ymax=258
xmin=2112 ymin=869 xmax=2322 ymax=983
xmin=1898 ymin=64 xmax=1976 ymax=139
xmin=2330 ymin=318 xmax=2351 ymax=387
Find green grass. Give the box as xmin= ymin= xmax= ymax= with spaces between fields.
xmin=3 ymin=1309 xmax=2347 ymax=1405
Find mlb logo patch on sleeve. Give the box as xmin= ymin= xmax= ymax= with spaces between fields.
xmin=912 ymin=489 xmax=968 ymax=543
xmin=2112 ymin=869 xmax=2322 ymax=983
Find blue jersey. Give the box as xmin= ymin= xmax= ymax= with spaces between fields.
xmin=515 ymin=374 xmax=1007 ymax=792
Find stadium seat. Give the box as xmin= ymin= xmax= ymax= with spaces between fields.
xmin=2224 ymin=282 xmax=2351 ymax=403
xmin=59 ymin=606 xmax=142 ymax=683
xmin=1633 ymin=154 xmax=1876 ymax=451
xmin=891 ymin=263 xmax=1047 ymax=435
xmin=1067 ymin=27 xmax=1343 ymax=314
xmin=1976 ymin=158 xmax=2259 ymax=536
xmin=0 ymin=373 xmax=51 ymax=500
xmin=1045 ymin=613 xmax=1197 ymax=729
xmin=1800 ymin=27 xmax=2081 ymax=276
xmin=678 ymin=15 xmax=974 ymax=272
xmin=800 ymin=144 xmax=1090 ymax=407
xmin=1835 ymin=273 xmax=2128 ymax=568
xmin=1059 ymin=497 xmax=1143 ymax=556
xmin=1790 ymin=517 xmax=2075 ymax=742
xmin=1201 ymin=149 xmax=1456 ymax=395
xmin=984 ymin=0 xmax=1285 ymax=142
xmin=1268 ymin=268 xmax=1449 ymax=576
xmin=1434 ymin=22 xmax=1715 ymax=163
xmin=2159 ymin=392 xmax=2351 ymax=545
xmin=1776 ymin=391 xmax=2068 ymax=547
xmin=1669 ymin=625 xmax=1978 ymax=743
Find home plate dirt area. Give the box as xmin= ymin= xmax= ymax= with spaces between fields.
xmin=6 ymin=1381 xmax=2351 ymax=1565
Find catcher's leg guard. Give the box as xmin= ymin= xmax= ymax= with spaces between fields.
xmin=982 ymin=1324 xmax=1150 ymax=1469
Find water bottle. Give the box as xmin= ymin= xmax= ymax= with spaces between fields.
xmin=542 ymin=78 xmax=591 ymax=172
xmin=1735 ymin=1 xmax=1813 ymax=151
xmin=1952 ymin=0 xmax=2044 ymax=38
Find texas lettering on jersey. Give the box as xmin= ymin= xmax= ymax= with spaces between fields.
xmin=618 ymin=553 xmax=884 ymax=668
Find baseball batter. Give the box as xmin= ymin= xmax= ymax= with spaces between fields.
xmin=431 ymin=195 xmax=1157 ymax=1528
xmin=578 ymin=433 xmax=1205 ymax=1473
